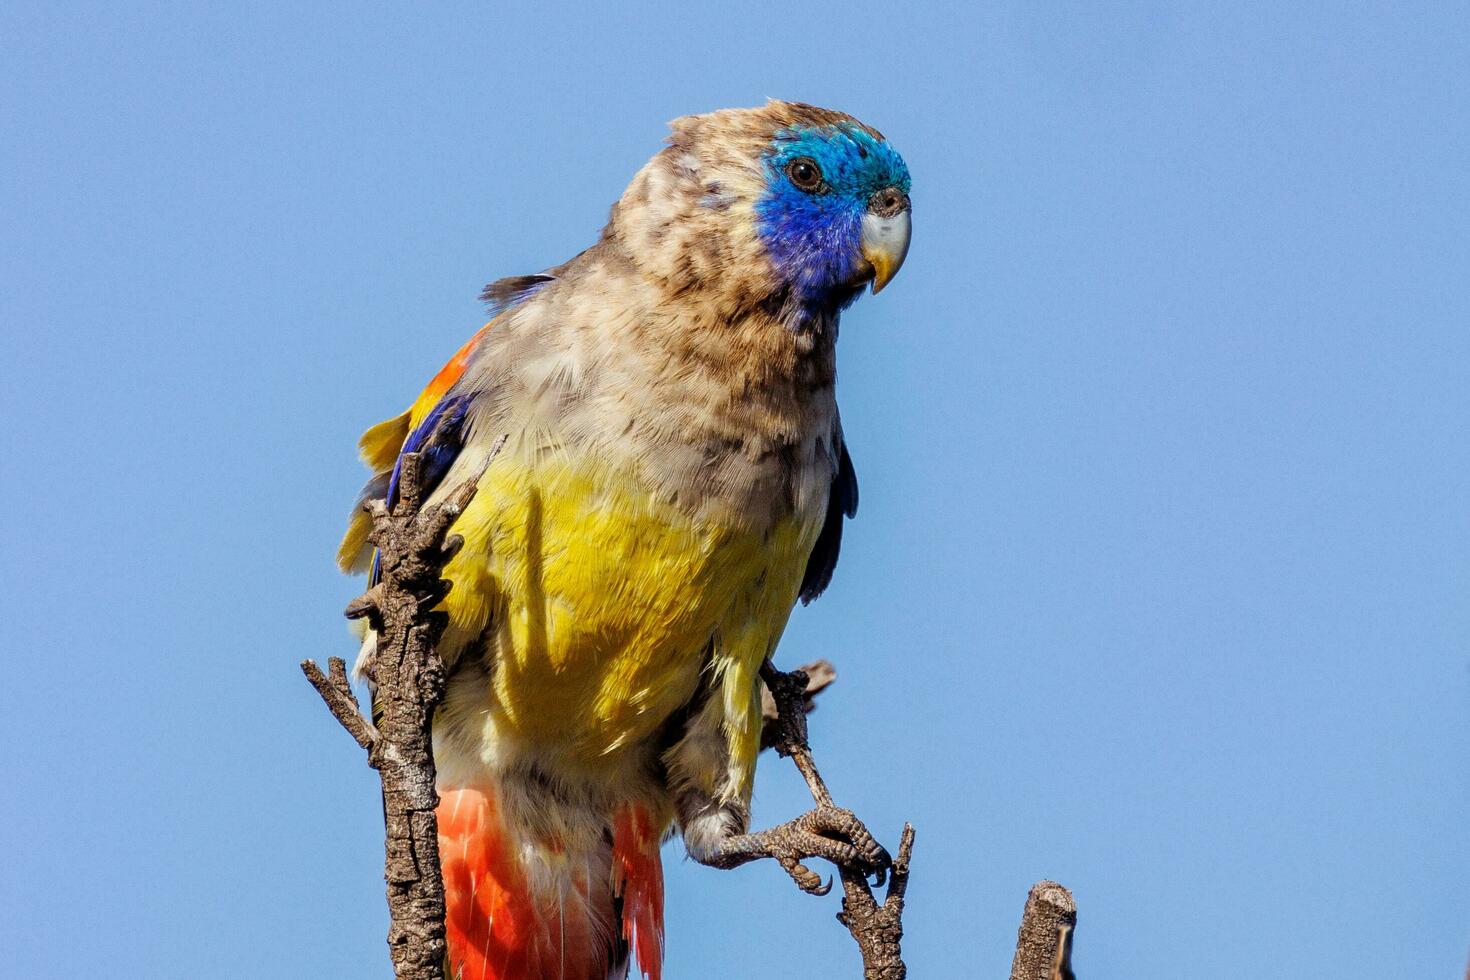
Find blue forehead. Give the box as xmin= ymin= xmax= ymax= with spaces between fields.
xmin=764 ymin=124 xmax=911 ymax=197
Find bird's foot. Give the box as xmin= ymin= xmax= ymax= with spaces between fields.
xmin=706 ymin=805 xmax=892 ymax=895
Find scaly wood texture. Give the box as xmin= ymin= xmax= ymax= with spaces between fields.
xmin=303 ymin=448 xmax=497 ymax=980
xmin=760 ymin=660 xmax=915 ymax=979
xmin=1009 ymin=880 xmax=1077 ymax=980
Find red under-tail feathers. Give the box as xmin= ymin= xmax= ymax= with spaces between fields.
xmin=438 ymin=787 xmax=664 ymax=980
xmin=611 ymin=807 xmax=664 ymax=978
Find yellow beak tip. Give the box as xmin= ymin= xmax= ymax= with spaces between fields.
xmin=860 ymin=209 xmax=911 ymax=297
xmin=870 ymin=265 xmax=895 ymax=294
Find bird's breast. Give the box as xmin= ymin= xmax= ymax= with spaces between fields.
xmin=432 ymin=297 xmax=839 ymax=777
xmin=434 ymin=442 xmax=826 ymax=778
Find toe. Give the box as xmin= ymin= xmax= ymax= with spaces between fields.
xmin=801 ymin=807 xmax=891 ymax=871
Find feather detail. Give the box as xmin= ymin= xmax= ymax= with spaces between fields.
xmin=410 ymin=323 xmax=492 ymax=426
xmin=612 ymin=806 xmax=665 ymax=980
xmin=386 ymin=393 xmax=471 ymax=508
xmin=481 ymin=273 xmax=558 ymax=319
xmin=438 ymin=785 xmax=648 ymax=980
xmin=336 ymin=469 xmax=392 ymax=574
xmin=358 ymin=410 xmax=411 ymax=471
xmin=336 ymin=322 xmax=495 ymax=574
xmin=799 ymin=437 xmax=858 ymax=603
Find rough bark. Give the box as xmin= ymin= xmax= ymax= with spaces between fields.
xmin=760 ymin=658 xmax=836 ymax=751
xmin=1009 ymin=880 xmax=1077 ymax=980
xmin=760 ymin=660 xmax=915 ymax=979
xmin=302 ymin=449 xmax=497 ymax=980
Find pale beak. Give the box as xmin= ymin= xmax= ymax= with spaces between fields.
xmin=861 ymin=203 xmax=911 ymax=294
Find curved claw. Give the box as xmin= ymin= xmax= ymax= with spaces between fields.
xmin=780 ymin=858 xmax=829 ymax=895
xmin=415 ymin=577 xmax=453 ymax=611
xmin=797 ymin=806 xmax=892 ymax=876
xmin=344 ymin=594 xmax=375 ymax=620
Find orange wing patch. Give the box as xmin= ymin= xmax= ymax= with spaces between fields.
xmin=337 ymin=322 xmax=493 ymax=574
xmin=408 ymin=324 xmax=491 ymax=429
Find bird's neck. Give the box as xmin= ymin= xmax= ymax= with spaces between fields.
xmin=589 ymin=224 xmax=839 ymax=404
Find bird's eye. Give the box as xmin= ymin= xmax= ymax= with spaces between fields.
xmin=785 ymin=157 xmax=824 ymax=193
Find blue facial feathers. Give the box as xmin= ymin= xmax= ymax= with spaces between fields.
xmin=766 ymin=124 xmax=910 ymax=200
xmin=755 ymin=124 xmax=911 ymax=306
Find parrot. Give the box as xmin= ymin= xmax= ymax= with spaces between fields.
xmin=338 ymin=101 xmax=912 ymax=980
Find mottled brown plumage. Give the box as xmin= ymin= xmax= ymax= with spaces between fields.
xmin=340 ymin=101 xmax=911 ymax=980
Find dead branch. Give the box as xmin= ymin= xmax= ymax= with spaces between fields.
xmin=1010 ymin=880 xmax=1076 ymax=980
xmin=760 ymin=658 xmax=836 ymax=751
xmin=302 ymin=447 xmax=498 ymax=980
xmin=760 ymin=660 xmax=914 ymax=979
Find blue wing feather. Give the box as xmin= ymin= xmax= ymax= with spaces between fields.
xmin=371 ymin=392 xmax=472 ymax=585
xmin=386 ymin=393 xmax=472 ymax=507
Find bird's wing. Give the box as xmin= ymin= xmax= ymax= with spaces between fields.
xmin=338 ymin=269 xmax=561 ymax=575
xmin=335 ymin=329 xmax=483 ymax=575
xmin=479 ymin=273 xmax=557 ymax=318
xmin=798 ymin=431 xmax=858 ymax=604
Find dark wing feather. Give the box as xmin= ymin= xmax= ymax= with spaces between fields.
xmin=798 ymin=438 xmax=858 ymax=604
xmin=480 ymin=274 xmax=557 ymax=318
xmin=479 ymin=252 xmax=586 ymax=318
xmin=385 ymin=393 xmax=471 ymax=508
xmin=371 ymin=392 xmax=472 ymax=585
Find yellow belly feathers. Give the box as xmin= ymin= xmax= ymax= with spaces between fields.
xmin=435 ymin=447 xmax=819 ymax=789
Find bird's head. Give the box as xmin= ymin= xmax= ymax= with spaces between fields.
xmin=609 ymin=101 xmax=911 ymax=329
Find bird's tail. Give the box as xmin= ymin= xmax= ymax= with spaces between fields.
xmin=437 ymin=784 xmax=664 ymax=980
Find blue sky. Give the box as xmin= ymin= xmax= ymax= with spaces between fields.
xmin=3 ymin=2 xmax=1467 ymax=977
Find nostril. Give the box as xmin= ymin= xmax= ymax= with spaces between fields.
xmin=868 ymin=187 xmax=909 ymax=218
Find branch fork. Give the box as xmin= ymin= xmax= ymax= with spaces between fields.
xmin=759 ymin=659 xmax=915 ymax=980
xmin=301 ymin=447 xmax=499 ymax=980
